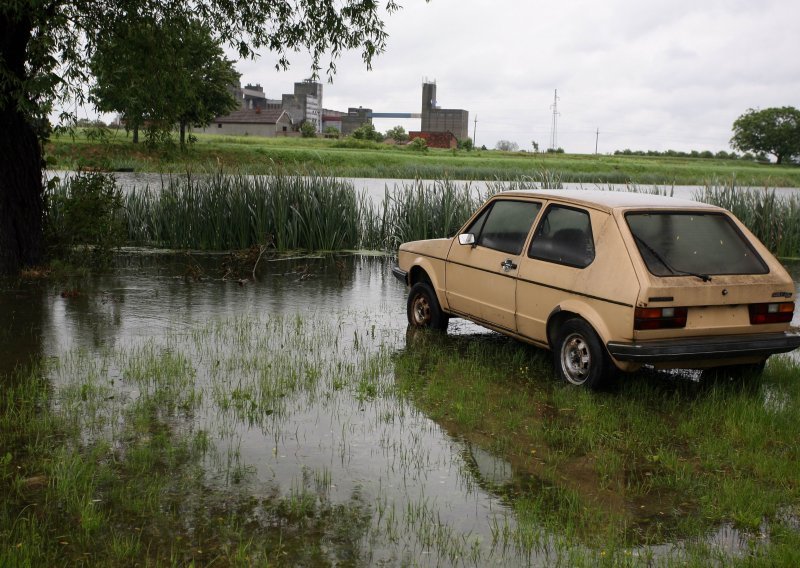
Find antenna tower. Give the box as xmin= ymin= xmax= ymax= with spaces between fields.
xmin=549 ymin=89 xmax=560 ymax=150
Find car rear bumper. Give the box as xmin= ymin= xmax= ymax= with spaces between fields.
xmin=607 ymin=332 xmax=800 ymax=363
xmin=391 ymin=266 xmax=408 ymax=284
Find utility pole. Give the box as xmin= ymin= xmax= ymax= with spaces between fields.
xmin=473 ymin=115 xmax=478 ymax=146
xmin=595 ymin=128 xmax=599 ymax=154
xmin=549 ymin=89 xmax=560 ymax=151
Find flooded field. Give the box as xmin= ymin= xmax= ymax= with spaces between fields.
xmin=2 ymin=253 xmax=800 ymax=566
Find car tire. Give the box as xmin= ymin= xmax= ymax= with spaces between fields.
xmin=407 ymin=282 xmax=449 ymax=331
xmin=554 ymin=318 xmax=610 ymax=389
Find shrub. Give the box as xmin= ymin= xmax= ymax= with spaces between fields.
xmin=300 ymin=121 xmax=317 ymax=138
xmin=45 ymin=173 xmax=126 ymax=268
xmin=408 ymin=137 xmax=428 ymax=152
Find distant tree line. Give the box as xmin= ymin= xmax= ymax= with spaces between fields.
xmin=613 ymin=148 xmax=764 ymax=161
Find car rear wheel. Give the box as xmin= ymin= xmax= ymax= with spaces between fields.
xmin=555 ymin=318 xmax=609 ymax=389
xmin=407 ymin=282 xmax=449 ymax=331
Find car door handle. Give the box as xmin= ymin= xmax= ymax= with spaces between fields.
xmin=501 ymin=259 xmax=518 ymax=272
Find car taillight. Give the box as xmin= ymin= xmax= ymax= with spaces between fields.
xmin=749 ymin=302 xmax=795 ymax=325
xmin=634 ymin=307 xmax=688 ymax=330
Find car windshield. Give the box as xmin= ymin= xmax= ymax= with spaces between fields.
xmin=626 ymin=211 xmax=768 ymax=277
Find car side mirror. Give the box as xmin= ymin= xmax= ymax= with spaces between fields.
xmin=458 ymin=233 xmax=475 ymax=246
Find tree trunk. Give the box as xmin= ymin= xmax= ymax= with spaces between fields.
xmin=133 ymin=124 xmax=139 ymax=144
xmin=180 ymin=121 xmax=186 ymax=148
xmin=0 ymin=11 xmax=44 ymax=275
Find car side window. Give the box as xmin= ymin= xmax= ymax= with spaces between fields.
xmin=528 ymin=205 xmax=595 ymax=268
xmin=466 ymin=200 xmax=541 ymax=255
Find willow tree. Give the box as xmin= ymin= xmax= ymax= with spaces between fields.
xmin=0 ymin=0 xmax=404 ymax=274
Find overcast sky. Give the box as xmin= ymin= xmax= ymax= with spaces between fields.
xmin=232 ymin=0 xmax=799 ymax=154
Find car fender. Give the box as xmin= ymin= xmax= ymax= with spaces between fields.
xmin=547 ymin=299 xmax=614 ymax=347
xmin=406 ymin=255 xmax=450 ymax=311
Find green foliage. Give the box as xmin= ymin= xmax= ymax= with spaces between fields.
xmin=458 ymin=137 xmax=474 ymax=151
xmin=45 ymin=173 xmax=126 ymax=267
xmin=124 ymin=173 xmax=363 ymax=251
xmin=323 ymin=126 xmax=340 ymax=138
xmin=408 ymin=137 xmax=428 ymax=152
xmin=350 ymin=122 xmax=384 ymax=142
xmin=546 ymin=147 xmax=565 ymax=154
xmin=90 ymin=16 xmax=240 ymax=148
xmin=300 ymin=121 xmax=317 ymax=138
xmin=385 ymin=125 xmax=408 ymax=143
xmin=731 ymin=106 xmax=800 ymax=164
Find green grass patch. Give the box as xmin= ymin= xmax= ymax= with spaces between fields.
xmin=47 ymin=129 xmax=800 ymax=187
xmin=393 ymin=330 xmax=800 ymax=560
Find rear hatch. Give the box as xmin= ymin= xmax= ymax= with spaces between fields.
xmin=622 ymin=209 xmax=796 ymax=339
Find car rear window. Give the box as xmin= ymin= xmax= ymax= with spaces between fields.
xmin=626 ymin=212 xmax=768 ymax=276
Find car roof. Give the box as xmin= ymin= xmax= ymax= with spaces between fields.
xmin=495 ymin=189 xmax=722 ymax=213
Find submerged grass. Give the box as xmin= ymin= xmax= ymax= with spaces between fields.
xmin=2 ymin=274 xmax=800 ymax=565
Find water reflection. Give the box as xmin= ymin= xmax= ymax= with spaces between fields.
xmin=2 ymin=253 xmax=799 ymax=565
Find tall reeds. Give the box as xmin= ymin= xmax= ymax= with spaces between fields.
xmin=45 ymin=173 xmax=800 ymax=258
xmin=696 ymin=180 xmax=800 ymax=258
xmin=361 ymin=179 xmax=485 ymax=250
xmin=124 ymin=173 xmax=365 ymax=251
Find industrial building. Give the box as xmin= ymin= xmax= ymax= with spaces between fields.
xmin=420 ymin=81 xmax=469 ymax=142
xmin=208 ymin=79 xmax=469 ymax=145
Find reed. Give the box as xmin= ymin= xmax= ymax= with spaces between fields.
xmin=46 ymin=172 xmax=800 ymax=258
xmin=696 ymin=180 xmax=800 ymax=258
xmin=124 ymin=172 xmax=365 ymax=251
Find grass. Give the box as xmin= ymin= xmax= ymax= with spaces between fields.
xmin=46 ymin=128 xmax=800 ymax=187
xmin=3 ymin=286 xmax=800 ymax=566
xmin=393 ymin=329 xmax=800 ymax=562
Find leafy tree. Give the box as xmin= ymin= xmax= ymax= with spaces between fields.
xmin=495 ymin=140 xmax=518 ymax=152
xmin=385 ymin=125 xmax=408 ymax=143
xmin=0 ymin=0 xmax=408 ymax=275
xmin=90 ymin=17 xmax=240 ymax=147
xmin=323 ymin=126 xmax=340 ymax=139
xmin=300 ymin=121 xmax=317 ymax=138
xmin=351 ymin=122 xmax=383 ymax=142
xmin=731 ymin=107 xmax=800 ymax=165
xmin=458 ymin=137 xmax=474 ymax=151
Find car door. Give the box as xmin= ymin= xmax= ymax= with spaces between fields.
xmin=516 ymin=204 xmax=597 ymax=342
xmin=446 ymin=199 xmax=542 ymax=333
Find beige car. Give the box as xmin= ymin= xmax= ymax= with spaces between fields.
xmin=393 ymin=190 xmax=800 ymax=388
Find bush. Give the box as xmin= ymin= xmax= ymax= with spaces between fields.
xmin=408 ymin=137 xmax=428 ymax=152
xmin=45 ymin=173 xmax=126 ymax=268
xmin=385 ymin=125 xmax=409 ymax=143
xmin=300 ymin=121 xmax=317 ymax=138
xmin=458 ymin=137 xmax=474 ymax=151
xmin=350 ymin=123 xmax=383 ymax=142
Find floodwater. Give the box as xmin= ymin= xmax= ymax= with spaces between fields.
xmin=2 ymin=253 xmax=799 ymax=564
xmin=45 ymin=170 xmax=800 ymax=204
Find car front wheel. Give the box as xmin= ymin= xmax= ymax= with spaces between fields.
xmin=554 ymin=318 xmax=610 ymax=389
xmin=407 ymin=282 xmax=449 ymax=331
